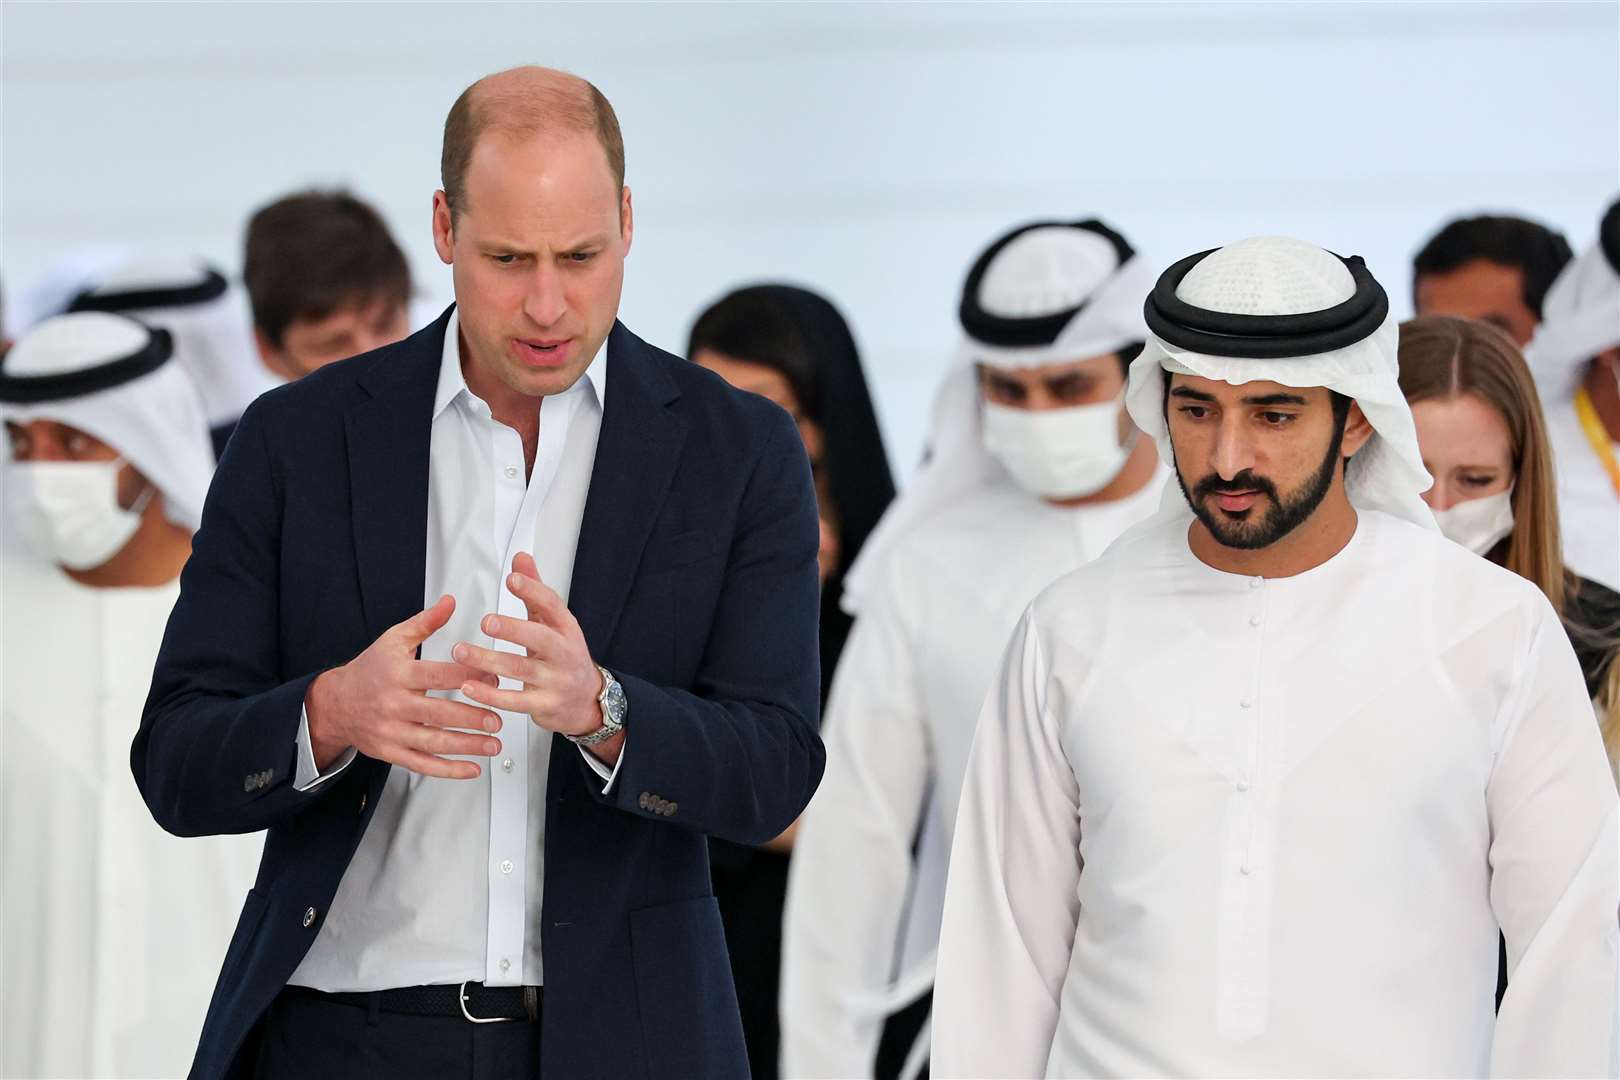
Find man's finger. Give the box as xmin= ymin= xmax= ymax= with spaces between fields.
xmin=411 ymin=696 xmax=504 ymax=733
xmin=460 ymin=677 xmax=542 ymax=717
xmin=404 ymin=723 xmax=502 ymax=760
xmin=505 ymin=566 xmax=571 ymax=631
xmin=451 ymin=641 xmax=543 ymax=685
xmin=391 ymin=747 xmax=481 ymax=781
xmin=393 ymin=594 xmax=456 ymax=648
xmin=476 ymin=614 xmax=567 ymax=661
xmin=407 ymin=659 xmax=498 ymax=693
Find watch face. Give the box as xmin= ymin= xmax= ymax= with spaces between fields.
xmin=603 ymin=677 xmax=628 ymax=725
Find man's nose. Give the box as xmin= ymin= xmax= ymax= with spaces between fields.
xmin=1209 ymin=416 xmax=1254 ymax=480
xmin=523 ymin=265 xmax=568 ymax=329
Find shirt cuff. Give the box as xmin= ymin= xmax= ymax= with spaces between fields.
xmin=577 ymin=738 xmax=625 ymax=794
xmin=295 ymin=705 xmax=357 ymax=791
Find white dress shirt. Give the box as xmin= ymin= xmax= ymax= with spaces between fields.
xmin=288 ymin=310 xmax=618 ymax=991
xmin=780 ymin=475 xmax=1163 ymax=1079
xmin=933 ymin=507 xmax=1620 ymax=1079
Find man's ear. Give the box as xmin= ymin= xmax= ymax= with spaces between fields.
xmin=253 ymin=326 xmax=292 ymax=381
xmin=1340 ymin=400 xmax=1374 ymax=458
xmin=620 ymin=186 xmax=634 ymax=255
xmin=432 ymin=191 xmax=455 ymax=265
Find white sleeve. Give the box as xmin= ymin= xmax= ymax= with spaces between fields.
xmin=293 ymin=706 xmax=357 ymax=791
xmin=930 ymin=608 xmax=1081 ymax=1080
xmin=1488 ymin=604 xmax=1620 ymax=1079
xmin=780 ymin=571 xmax=932 ymax=1079
xmin=577 ymin=740 xmax=623 ymax=791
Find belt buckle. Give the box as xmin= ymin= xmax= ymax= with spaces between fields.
xmin=458 ymin=980 xmax=516 ymax=1024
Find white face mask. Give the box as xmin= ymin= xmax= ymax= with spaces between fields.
xmin=1432 ymin=487 xmax=1514 ymax=555
xmin=981 ymin=392 xmax=1133 ymax=500
xmin=3 ymin=459 xmax=152 ymax=570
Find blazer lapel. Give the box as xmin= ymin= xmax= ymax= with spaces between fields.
xmin=569 ymin=322 xmax=687 ymax=655
xmin=343 ymin=312 xmax=445 ymax=640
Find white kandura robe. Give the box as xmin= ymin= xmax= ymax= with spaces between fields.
xmin=1545 ymin=393 xmax=1620 ymax=592
xmin=780 ymin=474 xmax=1164 ymax=1079
xmin=932 ymin=507 xmax=1620 ymax=1079
xmin=2 ymin=544 xmax=262 ymax=1079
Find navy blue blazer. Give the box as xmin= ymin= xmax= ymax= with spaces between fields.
xmin=132 ymin=309 xmax=825 ymax=1079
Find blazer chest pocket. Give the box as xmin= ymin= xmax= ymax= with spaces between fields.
xmin=640 ymin=529 xmax=718 ymax=575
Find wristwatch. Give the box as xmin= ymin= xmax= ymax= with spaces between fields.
xmin=568 ymin=665 xmax=627 ymax=746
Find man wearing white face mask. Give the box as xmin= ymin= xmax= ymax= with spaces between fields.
xmin=0 ymin=312 xmax=261 ymax=1079
xmin=780 ymin=219 xmax=1166 ymax=1080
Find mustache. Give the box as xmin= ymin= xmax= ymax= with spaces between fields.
xmin=1193 ymin=470 xmax=1278 ymax=502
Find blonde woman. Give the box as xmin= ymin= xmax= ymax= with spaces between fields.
xmin=1398 ymin=314 xmax=1619 ymax=781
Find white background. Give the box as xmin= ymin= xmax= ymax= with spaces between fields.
xmin=4 ymin=1 xmax=1616 ymax=474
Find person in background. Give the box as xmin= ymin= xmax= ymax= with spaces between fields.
xmin=687 ymin=283 xmax=896 ymax=1080
xmin=780 ymin=219 xmax=1166 ymax=1080
xmin=68 ymin=256 xmax=276 ymax=460
xmin=1412 ymin=212 xmax=1573 ymax=347
xmin=0 ymin=312 xmax=260 ymax=1078
xmin=244 ymin=188 xmax=413 ymax=384
xmin=1400 ymin=314 xmax=1619 ymax=782
xmin=1525 ymin=197 xmax=1620 ymax=593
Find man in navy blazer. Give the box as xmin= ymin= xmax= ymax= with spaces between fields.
xmin=132 ymin=67 xmax=824 ymax=1080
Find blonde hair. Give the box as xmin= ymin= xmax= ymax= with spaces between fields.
xmin=1398 ymin=315 xmax=1620 ymax=780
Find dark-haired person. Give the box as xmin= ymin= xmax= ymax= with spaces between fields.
xmin=781 ymin=220 xmax=1166 ymax=1080
xmin=2 ymin=313 xmax=260 ymax=1078
xmin=68 ymin=256 xmax=276 ymax=460
xmin=244 ymin=188 xmax=412 ymax=384
xmin=1412 ymin=212 xmax=1574 ymax=346
xmin=132 ymin=66 xmax=823 ymax=1080
xmin=932 ymin=237 xmax=1617 ymax=1078
xmin=687 ymin=283 xmax=895 ymax=1080
xmin=1526 ymin=198 xmax=1620 ymax=593
xmin=1401 ymin=314 xmax=1619 ymax=784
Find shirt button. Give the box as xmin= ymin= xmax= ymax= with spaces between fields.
xmin=1249 ymin=577 xmax=1263 ymax=589
xmin=1249 ymin=614 xmax=1262 ymax=627
xmin=504 ymin=465 xmax=518 ymax=480
xmin=1239 ymin=864 xmax=1253 ymax=876
xmin=1239 ymin=697 xmax=1252 ymax=709
xmin=500 ymin=859 xmax=514 ymax=875
xmin=501 ymin=758 xmax=514 ymax=773
xmin=1236 ymin=779 xmax=1250 ymax=792
xmin=302 ymin=907 xmax=317 ymax=928
xmin=499 ymin=958 xmax=511 ymax=973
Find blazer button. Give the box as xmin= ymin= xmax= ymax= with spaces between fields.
xmin=665 ymin=802 xmax=678 ymax=815
xmin=359 ymin=793 xmax=367 ymax=814
xmin=302 ymin=907 xmax=317 ymax=928
xmin=638 ymin=792 xmax=651 ymax=810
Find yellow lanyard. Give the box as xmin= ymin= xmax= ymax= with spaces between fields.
xmin=1574 ymin=385 xmax=1620 ymax=496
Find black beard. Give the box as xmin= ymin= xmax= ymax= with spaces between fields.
xmin=1175 ymin=424 xmax=1347 ymax=550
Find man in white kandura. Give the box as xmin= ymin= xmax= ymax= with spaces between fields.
xmin=1 ymin=312 xmax=261 ymax=1078
xmin=932 ymin=237 xmax=1620 ymax=1079
xmin=781 ymin=219 xmax=1166 ymax=1080
xmin=1525 ymin=197 xmax=1620 ymax=592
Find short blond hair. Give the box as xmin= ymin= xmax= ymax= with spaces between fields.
xmin=440 ymin=66 xmax=625 ymax=221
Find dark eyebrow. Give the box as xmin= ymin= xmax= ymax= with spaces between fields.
xmin=1169 ymin=386 xmax=1216 ymax=402
xmin=1242 ymin=393 xmax=1309 ymax=407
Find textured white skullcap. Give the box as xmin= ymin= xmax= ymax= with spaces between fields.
xmin=1176 ymin=236 xmax=1356 ymax=316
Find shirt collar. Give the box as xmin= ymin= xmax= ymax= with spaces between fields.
xmin=433 ymin=308 xmax=607 ymax=420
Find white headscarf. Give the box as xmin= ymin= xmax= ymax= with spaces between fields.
xmin=1125 ymin=236 xmax=1436 ymax=531
xmin=841 ymin=222 xmax=1156 ymax=613
xmin=70 ymin=256 xmax=278 ymax=428
xmin=1524 ymin=198 xmax=1620 ymax=402
xmin=1 ymin=312 xmax=215 ymax=530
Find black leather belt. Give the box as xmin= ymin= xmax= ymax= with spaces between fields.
xmin=287 ymin=981 xmax=541 ymax=1023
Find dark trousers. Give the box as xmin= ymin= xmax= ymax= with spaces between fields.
xmin=255 ymin=989 xmax=540 ymax=1080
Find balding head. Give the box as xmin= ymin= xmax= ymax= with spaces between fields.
xmin=441 ymin=66 xmax=625 ymax=222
